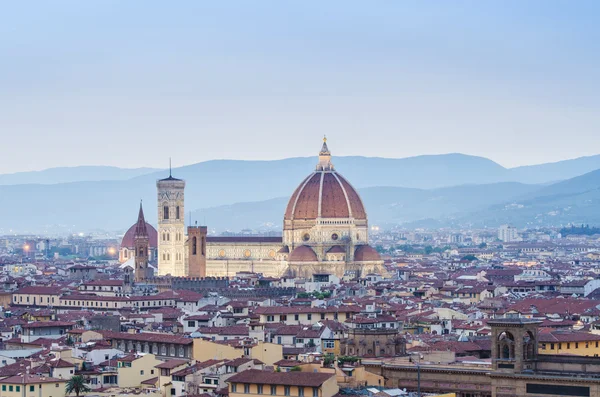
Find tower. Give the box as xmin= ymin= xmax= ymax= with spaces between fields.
xmin=134 ymin=202 xmax=149 ymax=282
xmin=187 ymin=225 xmax=207 ymax=277
xmin=156 ymin=165 xmax=186 ymax=276
xmin=489 ymin=318 xmax=541 ymax=373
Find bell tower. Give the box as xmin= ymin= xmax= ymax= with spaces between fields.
xmin=489 ymin=318 xmax=541 ymax=373
xmin=156 ymin=162 xmax=186 ymax=276
xmin=134 ymin=202 xmax=149 ymax=282
xmin=187 ymin=224 xmax=207 ymax=277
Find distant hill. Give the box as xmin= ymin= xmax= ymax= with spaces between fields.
xmin=192 ymin=182 xmax=541 ymax=232
xmin=509 ymin=155 xmax=600 ymax=185
xmin=0 ymin=166 xmax=160 ymax=185
xmin=458 ymin=169 xmax=600 ymax=228
xmin=1 ymin=153 xmax=600 ymax=233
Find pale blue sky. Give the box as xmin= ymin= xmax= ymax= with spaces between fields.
xmin=0 ymin=1 xmax=599 ymax=173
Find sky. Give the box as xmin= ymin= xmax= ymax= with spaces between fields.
xmin=0 ymin=1 xmax=599 ymax=174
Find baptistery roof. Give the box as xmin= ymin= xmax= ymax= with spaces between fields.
xmin=284 ymin=139 xmax=366 ymax=221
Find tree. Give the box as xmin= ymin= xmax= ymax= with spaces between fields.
xmin=65 ymin=375 xmax=91 ymax=397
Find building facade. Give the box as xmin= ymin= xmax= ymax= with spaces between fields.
xmin=156 ymin=172 xmax=186 ymax=276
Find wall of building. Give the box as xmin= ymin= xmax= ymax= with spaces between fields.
xmin=117 ymin=354 xmax=162 ymax=388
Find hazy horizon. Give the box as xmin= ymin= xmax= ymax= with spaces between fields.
xmin=3 ymin=151 xmax=600 ymax=176
xmin=1 ymin=1 xmax=599 ymax=174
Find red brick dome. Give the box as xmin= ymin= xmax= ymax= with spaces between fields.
xmin=285 ymin=139 xmax=366 ymax=222
xmin=121 ymin=222 xmax=158 ymax=249
xmin=284 ymin=172 xmax=366 ymax=221
xmin=354 ymin=245 xmax=381 ymax=261
xmin=289 ymin=246 xmax=318 ymax=262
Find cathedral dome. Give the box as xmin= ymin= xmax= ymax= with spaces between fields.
xmin=121 ymin=222 xmax=158 ymax=249
xmin=289 ymin=246 xmax=318 ymax=262
xmin=354 ymin=245 xmax=381 ymax=262
xmin=284 ymin=139 xmax=366 ymax=222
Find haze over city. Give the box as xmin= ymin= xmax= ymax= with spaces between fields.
xmin=3 ymin=4 xmax=600 ymax=397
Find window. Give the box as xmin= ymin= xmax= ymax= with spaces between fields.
xmin=295 ymin=314 xmax=299 ymax=321
xmin=299 ymin=387 xmax=305 ymax=397
xmin=244 ymin=384 xmax=250 ymax=393
xmin=15 ymin=386 xmax=20 ymax=392
xmin=192 ymin=237 xmax=197 ymax=255
xmin=151 ymin=370 xmax=155 ymax=375
xmin=9 ymin=386 xmax=13 ymax=391
xmin=188 ymin=321 xmax=196 ymax=327
xmin=324 ymin=340 xmax=335 ymax=349
xmin=171 ymin=388 xmax=176 ymax=396
xmin=267 ymin=315 xmax=274 ymax=322
xmin=2 ymin=386 xmax=5 ymax=391
xmin=550 ymin=343 xmax=555 ymax=350
xmin=30 ymin=386 xmax=35 ymax=392
xmin=320 ymin=313 xmax=325 ymax=320
xmin=176 ymin=206 xmax=180 ymax=219
xmin=271 ymin=386 xmax=277 ymax=395
xmin=307 ymin=314 xmax=312 ymax=321
xmin=313 ymin=388 xmax=319 ymax=397
xmin=164 ymin=206 xmax=169 ymax=219
xmin=258 ymin=385 xmax=263 ymax=394
xmin=568 ymin=343 xmax=571 ymax=349
xmin=280 ymin=315 xmax=287 ymax=321
xmin=576 ymin=342 xmax=579 ymax=348
xmin=232 ymin=384 xmax=237 ymax=393
xmin=284 ymin=386 xmax=291 ymax=396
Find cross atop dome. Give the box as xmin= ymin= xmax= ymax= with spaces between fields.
xmin=316 ymin=136 xmax=334 ymax=171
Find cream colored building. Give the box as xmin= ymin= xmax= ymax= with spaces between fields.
xmin=156 ymin=173 xmax=186 ymax=276
xmin=227 ymin=370 xmax=338 ymax=397
xmin=192 ymin=339 xmax=282 ymax=366
xmin=0 ymin=374 xmax=67 ymax=397
xmin=116 ymin=353 xmax=163 ymax=388
xmin=146 ymin=139 xmax=384 ymax=279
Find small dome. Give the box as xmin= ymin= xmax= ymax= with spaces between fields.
xmin=289 ymin=246 xmax=318 ymax=262
xmin=121 ymin=222 xmax=158 ymax=249
xmin=327 ymin=246 xmax=346 ymax=254
xmin=354 ymin=245 xmax=381 ymax=261
xmin=278 ymin=246 xmax=290 ymax=253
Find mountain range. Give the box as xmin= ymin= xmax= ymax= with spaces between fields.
xmin=1 ymin=153 xmax=600 ymax=234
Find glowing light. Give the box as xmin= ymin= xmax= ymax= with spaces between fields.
xmin=108 ymin=247 xmax=116 ymax=255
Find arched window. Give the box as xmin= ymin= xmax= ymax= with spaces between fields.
xmin=176 ymin=206 xmax=180 ymax=219
xmin=139 ymin=247 xmax=144 ymax=256
xmin=192 ymin=237 xmax=197 ymax=255
xmin=201 ymin=236 xmax=206 ymax=256
xmin=163 ymin=205 xmax=169 ymax=220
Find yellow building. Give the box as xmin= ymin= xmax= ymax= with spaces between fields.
xmin=0 ymin=374 xmax=67 ymax=397
xmin=227 ymin=369 xmax=338 ymax=397
xmin=192 ymin=339 xmax=282 ymax=366
xmin=539 ymin=331 xmax=600 ymax=357
xmin=116 ymin=353 xmax=163 ymax=388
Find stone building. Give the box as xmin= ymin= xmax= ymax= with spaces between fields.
xmin=156 ymin=170 xmax=186 ymax=276
xmin=363 ymin=318 xmax=600 ymax=397
xmin=120 ymin=139 xmax=384 ymax=279
xmin=341 ymin=328 xmax=406 ymax=358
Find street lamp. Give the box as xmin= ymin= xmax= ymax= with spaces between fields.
xmin=411 ymin=352 xmax=423 ymax=397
